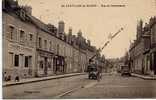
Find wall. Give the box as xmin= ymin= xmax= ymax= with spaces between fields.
xmin=3 ymin=12 xmax=37 ymax=81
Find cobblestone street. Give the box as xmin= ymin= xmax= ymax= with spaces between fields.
xmin=63 ymin=74 xmax=156 ymax=98
xmin=3 ymin=73 xmax=156 ymax=99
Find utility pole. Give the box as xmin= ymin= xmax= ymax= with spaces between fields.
xmin=89 ymin=27 xmax=124 ymax=61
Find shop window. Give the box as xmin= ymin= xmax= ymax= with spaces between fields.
xmin=25 ymin=56 xmax=28 ymax=67
xmin=40 ymin=61 xmax=44 ymax=69
xmin=48 ymin=62 xmax=51 ymax=68
xmin=14 ymin=55 xmax=19 ymax=67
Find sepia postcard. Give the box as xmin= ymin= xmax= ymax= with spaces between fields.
xmin=2 ymin=0 xmax=156 ymax=99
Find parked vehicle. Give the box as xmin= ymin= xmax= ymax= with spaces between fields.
xmin=121 ymin=65 xmax=131 ymax=76
xmin=87 ymin=64 xmax=98 ymax=79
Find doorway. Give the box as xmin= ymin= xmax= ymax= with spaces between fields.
xmin=44 ymin=57 xmax=48 ymax=75
xmin=154 ymin=52 xmax=156 ymax=75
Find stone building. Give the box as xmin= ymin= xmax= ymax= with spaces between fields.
xmin=129 ymin=17 xmax=156 ymax=75
xmin=149 ymin=17 xmax=156 ymax=75
xmin=2 ymin=0 xmax=99 ymax=81
xmin=130 ymin=20 xmax=145 ymax=74
xmin=129 ymin=20 xmax=150 ymax=74
xmin=142 ymin=23 xmax=151 ymax=75
xmin=3 ymin=0 xmax=37 ymax=81
xmin=34 ymin=20 xmax=57 ymax=76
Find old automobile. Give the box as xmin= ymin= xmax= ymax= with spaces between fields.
xmin=121 ymin=65 xmax=131 ymax=76
xmin=88 ymin=64 xmax=98 ymax=79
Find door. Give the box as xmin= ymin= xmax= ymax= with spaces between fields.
xmin=154 ymin=52 xmax=156 ymax=75
xmin=44 ymin=57 xmax=48 ymax=75
xmin=28 ymin=56 xmax=32 ymax=75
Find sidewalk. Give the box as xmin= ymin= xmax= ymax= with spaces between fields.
xmin=131 ymin=73 xmax=156 ymax=80
xmin=3 ymin=73 xmax=86 ymax=87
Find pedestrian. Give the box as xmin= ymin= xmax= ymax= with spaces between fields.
xmin=97 ymin=71 xmax=100 ymax=82
xmin=97 ymin=66 xmax=102 ymax=82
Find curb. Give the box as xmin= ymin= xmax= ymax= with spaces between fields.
xmin=3 ymin=73 xmax=86 ymax=87
xmin=131 ymin=73 xmax=156 ymax=80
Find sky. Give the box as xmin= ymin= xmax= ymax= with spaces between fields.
xmin=19 ymin=0 xmax=156 ymax=58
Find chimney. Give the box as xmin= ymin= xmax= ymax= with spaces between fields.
xmin=68 ymin=27 xmax=72 ymax=35
xmin=58 ymin=21 xmax=65 ymax=34
xmin=77 ymin=30 xmax=82 ymax=37
xmin=137 ymin=19 xmax=143 ymax=39
xmin=24 ymin=5 xmax=32 ymax=15
xmin=87 ymin=40 xmax=91 ymax=46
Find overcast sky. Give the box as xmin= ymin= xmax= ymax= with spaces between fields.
xmin=19 ymin=0 xmax=156 ymax=58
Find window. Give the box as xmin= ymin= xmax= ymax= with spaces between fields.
xmin=44 ymin=40 xmax=47 ymax=50
xmin=14 ymin=55 xmax=19 ymax=67
xmin=25 ymin=56 xmax=28 ymax=67
xmin=40 ymin=61 xmax=43 ymax=69
xmin=29 ymin=34 xmax=33 ymax=41
xmin=49 ymin=41 xmax=52 ymax=51
xmin=8 ymin=26 xmax=14 ymax=39
xmin=57 ymin=44 xmax=59 ymax=54
xmin=64 ymin=46 xmax=66 ymax=56
xmin=24 ymin=56 xmax=32 ymax=68
xmin=29 ymin=56 xmax=32 ymax=67
xmin=48 ymin=62 xmax=51 ymax=68
xmin=39 ymin=37 xmax=42 ymax=48
xmin=20 ymin=30 xmax=25 ymax=42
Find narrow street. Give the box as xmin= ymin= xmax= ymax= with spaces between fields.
xmin=3 ymin=73 xmax=156 ymax=99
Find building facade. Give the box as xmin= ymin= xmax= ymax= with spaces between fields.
xmin=150 ymin=17 xmax=156 ymax=75
xmin=129 ymin=17 xmax=156 ymax=75
xmin=3 ymin=0 xmax=104 ymax=81
xmin=3 ymin=0 xmax=37 ymax=81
